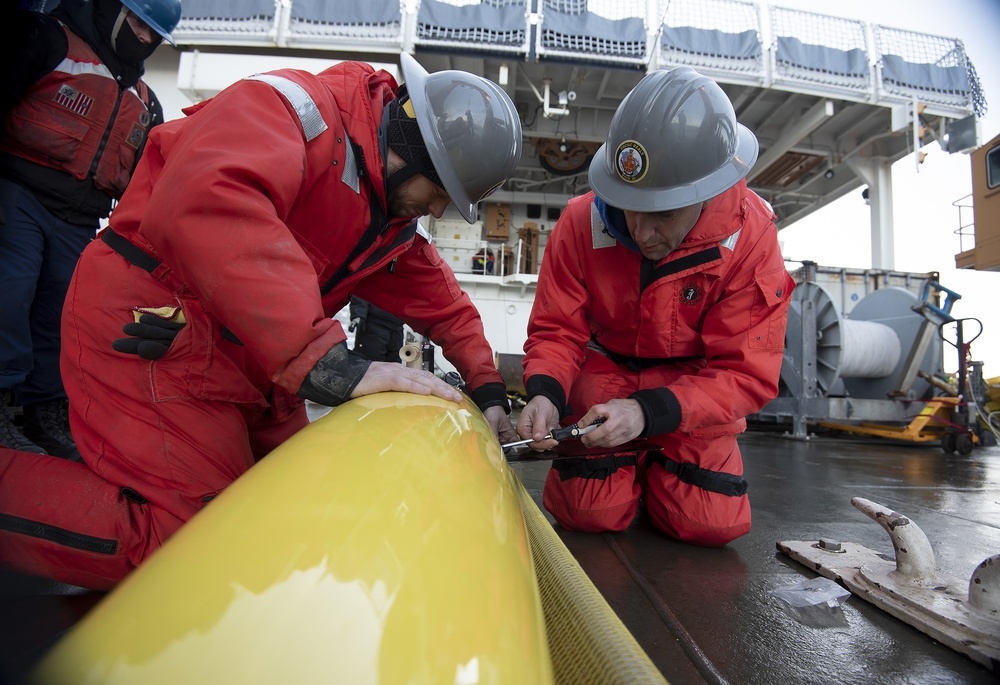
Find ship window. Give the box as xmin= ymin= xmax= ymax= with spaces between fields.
xmin=988 ymin=144 xmax=1000 ymax=189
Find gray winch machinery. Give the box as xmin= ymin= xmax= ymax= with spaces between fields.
xmin=755 ymin=262 xmax=958 ymax=438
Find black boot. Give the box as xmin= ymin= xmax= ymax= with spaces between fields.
xmin=0 ymin=388 xmax=47 ymax=454
xmin=23 ymin=398 xmax=82 ymax=462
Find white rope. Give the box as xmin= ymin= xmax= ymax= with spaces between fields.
xmin=839 ymin=320 xmax=900 ymax=378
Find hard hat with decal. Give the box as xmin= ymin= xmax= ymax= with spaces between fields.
xmin=588 ymin=66 xmax=758 ymax=211
xmin=121 ymin=0 xmax=182 ymax=45
xmin=399 ymin=52 xmax=522 ymax=223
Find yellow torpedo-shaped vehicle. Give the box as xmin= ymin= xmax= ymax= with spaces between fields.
xmin=33 ymin=393 xmax=553 ymax=685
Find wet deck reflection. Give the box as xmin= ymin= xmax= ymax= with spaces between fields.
xmin=513 ymin=430 xmax=1000 ymax=684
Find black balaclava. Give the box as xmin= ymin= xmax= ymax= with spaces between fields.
xmin=384 ymin=86 xmax=444 ymax=196
xmin=52 ymin=0 xmax=154 ymax=88
xmin=105 ymin=1 xmax=161 ymax=64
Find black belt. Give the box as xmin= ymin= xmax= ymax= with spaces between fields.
xmin=593 ymin=343 xmax=704 ymax=373
xmin=101 ymin=229 xmax=244 ymax=346
xmin=552 ymin=454 xmax=639 ymax=481
xmin=648 ymin=452 xmax=748 ymax=497
xmin=101 ymin=228 xmax=161 ymax=274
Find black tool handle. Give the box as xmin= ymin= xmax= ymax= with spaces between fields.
xmin=549 ymin=417 xmax=606 ymax=441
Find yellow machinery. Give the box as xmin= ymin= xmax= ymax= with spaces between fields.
xmin=820 ymin=317 xmax=995 ymax=455
xmin=819 ymin=396 xmax=976 ymax=451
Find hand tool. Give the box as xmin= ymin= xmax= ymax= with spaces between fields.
xmin=501 ymin=418 xmax=606 ymax=450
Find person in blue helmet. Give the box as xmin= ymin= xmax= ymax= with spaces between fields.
xmin=0 ymin=0 xmax=181 ymax=460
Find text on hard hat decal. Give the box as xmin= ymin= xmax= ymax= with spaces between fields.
xmin=615 ymin=140 xmax=648 ymax=183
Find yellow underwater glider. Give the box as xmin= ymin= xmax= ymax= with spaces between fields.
xmin=31 ymin=392 xmax=665 ymax=685
xmin=33 ymin=393 xmax=550 ymax=684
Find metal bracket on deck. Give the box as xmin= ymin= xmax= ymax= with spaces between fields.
xmin=777 ymin=497 xmax=1000 ymax=672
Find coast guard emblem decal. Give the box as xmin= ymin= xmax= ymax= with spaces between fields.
xmin=615 ymin=140 xmax=647 ymax=183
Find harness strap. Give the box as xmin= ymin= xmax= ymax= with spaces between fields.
xmin=101 ymin=228 xmax=160 ymax=273
xmin=552 ymin=454 xmax=639 ymax=481
xmin=100 ymin=229 xmax=244 ymax=346
xmin=588 ymin=339 xmax=704 ymax=372
xmin=647 ymin=452 xmax=748 ymax=497
xmin=321 ymin=137 xmax=391 ymax=296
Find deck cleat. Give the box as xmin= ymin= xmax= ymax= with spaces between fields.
xmin=778 ymin=497 xmax=1000 ymax=673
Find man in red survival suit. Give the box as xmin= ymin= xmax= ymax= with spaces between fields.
xmin=515 ymin=67 xmax=794 ymax=546
xmin=0 ymin=53 xmax=523 ymax=590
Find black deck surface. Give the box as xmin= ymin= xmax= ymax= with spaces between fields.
xmin=512 ymin=430 xmax=1000 ymax=684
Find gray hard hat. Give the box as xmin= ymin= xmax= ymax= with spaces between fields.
xmin=400 ymin=52 xmax=522 ymax=223
xmin=588 ymin=66 xmax=758 ymax=211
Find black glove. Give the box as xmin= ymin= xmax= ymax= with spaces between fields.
xmin=112 ymin=314 xmax=185 ymax=360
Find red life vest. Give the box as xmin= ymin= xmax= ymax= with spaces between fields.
xmin=0 ymin=23 xmax=154 ymax=198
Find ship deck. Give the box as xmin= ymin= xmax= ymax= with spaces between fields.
xmin=510 ymin=429 xmax=1000 ymax=684
xmin=2 ymin=429 xmax=998 ymax=684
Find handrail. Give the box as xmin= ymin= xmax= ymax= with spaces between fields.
xmin=432 ymin=236 xmax=538 ymax=279
xmin=951 ymin=193 xmax=975 ymax=253
xmin=169 ymin=0 xmax=982 ymax=118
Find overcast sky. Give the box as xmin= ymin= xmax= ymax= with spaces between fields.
xmin=772 ymin=0 xmax=1000 ymax=381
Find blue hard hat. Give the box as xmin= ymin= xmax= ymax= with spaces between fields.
xmin=121 ymin=0 xmax=181 ymax=45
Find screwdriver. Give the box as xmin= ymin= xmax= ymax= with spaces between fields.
xmin=502 ymin=418 xmax=606 ymax=450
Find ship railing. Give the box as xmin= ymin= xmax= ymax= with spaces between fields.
xmin=169 ymin=0 xmax=982 ymax=119
xmin=952 ymin=193 xmax=976 ymax=254
xmin=431 ymin=236 xmax=540 ymax=284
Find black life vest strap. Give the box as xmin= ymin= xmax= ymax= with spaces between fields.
xmin=648 ymin=452 xmax=748 ymax=497
xmin=101 ymin=228 xmax=160 ymax=274
xmin=100 ymin=229 xmax=244 ymax=346
xmin=321 ymin=136 xmax=390 ymax=295
xmin=551 ymin=454 xmax=639 ymax=481
xmin=590 ymin=339 xmax=704 ymax=372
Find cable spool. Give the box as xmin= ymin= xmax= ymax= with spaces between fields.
xmin=399 ymin=344 xmax=422 ymax=369
xmin=788 ymin=282 xmax=906 ymax=397
xmin=843 ymin=286 xmax=942 ymax=399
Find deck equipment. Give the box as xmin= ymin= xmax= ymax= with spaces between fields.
xmin=778 ymin=497 xmax=1000 ymax=673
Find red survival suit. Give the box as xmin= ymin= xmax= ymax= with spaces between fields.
xmin=0 ymin=63 xmax=507 ymax=589
xmin=522 ymin=183 xmax=794 ymax=545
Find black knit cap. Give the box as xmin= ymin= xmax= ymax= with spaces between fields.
xmin=385 ymin=89 xmax=444 ymax=192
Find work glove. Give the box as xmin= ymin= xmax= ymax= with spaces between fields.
xmin=112 ymin=313 xmax=185 ymax=360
